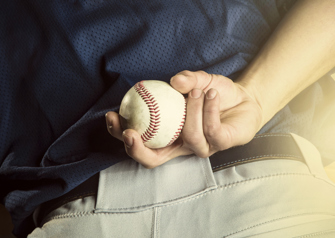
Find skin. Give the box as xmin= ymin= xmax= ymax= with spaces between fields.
xmin=106 ymin=0 xmax=335 ymax=169
xmin=325 ymin=163 xmax=335 ymax=183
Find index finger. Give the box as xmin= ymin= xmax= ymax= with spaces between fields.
xmin=122 ymin=130 xmax=192 ymax=168
xmin=170 ymin=70 xmax=213 ymax=94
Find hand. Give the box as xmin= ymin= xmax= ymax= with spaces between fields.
xmin=105 ymin=70 xmax=263 ymax=168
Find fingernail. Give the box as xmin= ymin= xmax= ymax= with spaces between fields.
xmin=105 ymin=113 xmax=112 ymax=128
xmin=123 ymin=132 xmax=133 ymax=148
xmin=190 ymin=88 xmax=202 ymax=98
xmin=206 ymin=89 xmax=217 ymax=99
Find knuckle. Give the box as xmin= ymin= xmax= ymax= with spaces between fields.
xmin=183 ymin=134 xmax=203 ymax=147
xmin=180 ymin=70 xmax=193 ymax=76
xmin=204 ymin=124 xmax=218 ymax=139
xmin=196 ymin=70 xmax=207 ymax=76
xmin=173 ymin=74 xmax=187 ymax=82
xmin=172 ymin=71 xmax=194 ymax=85
xmin=174 ymin=70 xmax=193 ymax=80
xmin=198 ymin=70 xmax=212 ymax=82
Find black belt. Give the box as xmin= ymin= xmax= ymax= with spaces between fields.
xmin=37 ymin=133 xmax=304 ymax=226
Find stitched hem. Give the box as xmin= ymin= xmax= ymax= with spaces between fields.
xmin=43 ymin=173 xmax=335 ymax=219
xmin=95 ymin=172 xmax=316 ymax=212
xmin=294 ymin=229 xmax=335 ymax=238
xmin=212 ymin=155 xmax=303 ymax=171
xmin=223 ymin=213 xmax=335 ymax=238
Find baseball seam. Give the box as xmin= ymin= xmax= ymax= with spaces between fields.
xmin=135 ymin=81 xmax=160 ymax=143
xmin=134 ymin=81 xmax=186 ymax=147
xmin=166 ymin=100 xmax=186 ymax=146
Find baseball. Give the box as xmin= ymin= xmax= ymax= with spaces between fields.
xmin=119 ymin=80 xmax=186 ymax=149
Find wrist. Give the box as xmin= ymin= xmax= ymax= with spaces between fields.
xmin=235 ymin=74 xmax=275 ymax=130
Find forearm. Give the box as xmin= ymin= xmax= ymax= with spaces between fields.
xmin=237 ymin=0 xmax=335 ymax=128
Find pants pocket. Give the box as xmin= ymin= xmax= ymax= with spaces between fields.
xmin=95 ymin=155 xmax=217 ymax=213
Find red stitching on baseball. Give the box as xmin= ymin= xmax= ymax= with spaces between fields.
xmin=135 ymin=81 xmax=161 ymax=143
xmin=135 ymin=81 xmax=186 ymax=147
xmin=166 ymin=99 xmax=186 ymax=146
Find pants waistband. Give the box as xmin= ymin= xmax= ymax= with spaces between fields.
xmin=36 ymin=133 xmax=307 ymax=226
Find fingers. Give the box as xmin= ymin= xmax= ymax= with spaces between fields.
xmin=106 ymin=111 xmax=192 ymax=169
xmin=182 ymin=87 xmax=225 ymax=158
xmin=105 ymin=111 xmax=152 ymax=163
xmin=182 ymin=88 xmax=208 ymax=157
xmin=122 ymin=130 xmax=191 ymax=169
xmin=105 ymin=70 xmax=260 ymax=169
xmin=170 ymin=70 xmax=213 ymax=94
xmin=182 ymin=87 xmax=234 ymax=158
xmin=171 ymin=70 xmax=241 ymax=112
xmin=105 ymin=111 xmax=123 ymax=141
xmin=121 ymin=129 xmax=160 ymax=168
xmin=203 ymin=89 xmax=223 ymax=150
xmin=203 ymin=88 xmax=230 ymax=152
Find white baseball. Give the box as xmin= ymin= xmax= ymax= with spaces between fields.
xmin=119 ymin=80 xmax=186 ymax=149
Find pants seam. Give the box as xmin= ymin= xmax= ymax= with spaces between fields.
xmin=294 ymin=229 xmax=335 ymax=238
xmin=158 ymin=172 xmax=334 ymax=210
xmin=95 ymin=172 xmax=319 ymax=213
xmin=43 ymin=173 xmax=335 ymax=222
xmin=155 ymin=207 xmax=161 ymax=238
xmin=151 ymin=207 xmax=156 ymax=238
xmin=224 ymin=213 xmax=335 ymax=238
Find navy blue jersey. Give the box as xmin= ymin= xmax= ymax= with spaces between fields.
xmin=1 ymin=0 xmax=334 ymax=237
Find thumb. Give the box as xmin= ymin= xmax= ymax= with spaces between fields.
xmin=170 ymin=70 xmax=212 ymax=94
